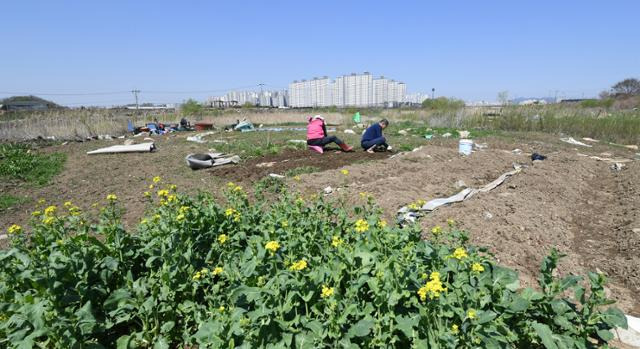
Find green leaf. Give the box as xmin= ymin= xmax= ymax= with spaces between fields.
xmin=295 ymin=332 xmax=317 ymax=349
xmin=395 ymin=315 xmax=419 ymax=338
xmin=596 ymin=329 xmax=614 ymax=341
xmin=153 ymin=337 xmax=170 ymax=349
xmin=160 ymin=321 xmax=175 ymax=333
xmin=508 ymin=296 xmax=530 ymax=312
xmin=601 ymin=307 xmax=627 ymax=329
xmin=116 ymin=335 xmax=133 ymax=349
xmin=476 ymin=310 xmax=497 ymax=325
xmin=532 ymin=322 xmax=558 ymax=349
xmin=347 ymin=317 xmax=374 ymax=338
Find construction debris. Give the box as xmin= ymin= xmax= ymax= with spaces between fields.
xmin=344 ymin=129 xmax=356 ymax=134
xmin=582 ymin=137 xmax=599 ymax=143
xmin=610 ymin=163 xmax=625 ymax=171
xmin=268 ymin=173 xmax=285 ymax=179
xmin=323 ymin=186 xmax=334 ymax=195
xmin=87 ymin=142 xmax=156 ymax=155
xmin=185 ymin=153 xmax=239 ymax=170
xmin=397 ymin=164 xmax=522 ymax=225
xmin=186 ymin=131 xmax=216 ymax=143
xmin=561 ymin=137 xmax=592 ymax=147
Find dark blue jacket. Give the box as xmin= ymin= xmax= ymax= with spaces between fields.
xmin=361 ymin=123 xmax=383 ymax=142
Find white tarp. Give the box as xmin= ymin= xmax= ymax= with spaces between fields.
xmin=87 ymin=142 xmax=155 ymax=155
xmin=397 ymin=165 xmax=522 ymax=224
xmin=560 ymin=137 xmax=592 ymax=147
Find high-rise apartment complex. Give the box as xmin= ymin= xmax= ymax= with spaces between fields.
xmin=208 ymin=90 xmax=288 ymax=107
xmin=288 ymin=72 xmax=406 ymax=107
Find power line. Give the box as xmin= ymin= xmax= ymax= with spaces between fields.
xmin=0 ymin=91 xmax=130 ymax=96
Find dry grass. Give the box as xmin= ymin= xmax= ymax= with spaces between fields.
xmin=1 ymin=105 xmax=638 ymax=144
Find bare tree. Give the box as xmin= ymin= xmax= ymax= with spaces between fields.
xmin=497 ymin=91 xmax=509 ymax=105
xmin=611 ymin=78 xmax=640 ymax=96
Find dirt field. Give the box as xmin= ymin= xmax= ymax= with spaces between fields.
xmin=1 ymin=130 xmax=639 ymax=316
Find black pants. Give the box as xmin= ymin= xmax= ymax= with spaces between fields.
xmin=307 ymin=136 xmax=344 ymax=147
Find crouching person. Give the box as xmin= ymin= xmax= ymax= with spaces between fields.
xmin=307 ymin=115 xmax=353 ymax=152
xmin=361 ymin=119 xmax=391 ymax=153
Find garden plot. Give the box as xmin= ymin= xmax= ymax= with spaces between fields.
xmin=294 ymin=139 xmax=640 ymax=316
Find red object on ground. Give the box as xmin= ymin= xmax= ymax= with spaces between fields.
xmin=194 ymin=122 xmax=214 ymax=131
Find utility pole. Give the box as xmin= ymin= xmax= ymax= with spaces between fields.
xmin=131 ymin=89 xmax=141 ymax=111
xmin=431 ymin=88 xmax=435 ymax=99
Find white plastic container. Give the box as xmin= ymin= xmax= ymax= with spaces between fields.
xmin=459 ymin=139 xmax=473 ymax=156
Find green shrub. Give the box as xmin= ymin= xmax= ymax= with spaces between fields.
xmin=422 ymin=97 xmax=465 ymax=111
xmin=0 ymin=181 xmax=626 ymax=348
xmin=0 ymin=143 xmax=66 ymax=185
xmin=579 ymin=99 xmax=614 ymax=108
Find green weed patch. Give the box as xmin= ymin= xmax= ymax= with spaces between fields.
xmin=0 ymin=143 xmax=66 ymax=185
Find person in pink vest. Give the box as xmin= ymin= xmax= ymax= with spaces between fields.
xmin=306 ymin=115 xmax=353 ymax=152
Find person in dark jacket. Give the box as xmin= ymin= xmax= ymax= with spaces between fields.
xmin=361 ymin=119 xmax=390 ymax=153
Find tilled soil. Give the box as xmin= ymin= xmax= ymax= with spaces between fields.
xmin=210 ymin=148 xmax=390 ymax=182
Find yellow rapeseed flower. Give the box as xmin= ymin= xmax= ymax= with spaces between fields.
xmin=293 ymin=175 xmax=301 ymax=181
xmin=212 ymin=267 xmax=223 ymax=275
xmin=37 ymin=198 xmax=46 ymax=205
xmin=321 ymin=285 xmax=334 ymax=298
xmin=169 ymin=184 xmax=177 ymax=191
xmin=341 ymin=169 xmax=349 ymax=175
xmin=7 ymin=224 xmax=22 ymax=235
xmin=408 ymin=203 xmax=419 ymax=210
xmin=224 ymin=208 xmax=236 ymax=217
xmin=354 ymin=219 xmax=369 ymax=233
xmin=452 ymin=247 xmax=468 ymax=260
xmin=451 ymin=324 xmax=459 ymax=334
xmin=233 ymin=185 xmax=243 ymax=192
xmin=106 ymin=194 xmax=118 ymax=201
xmin=31 ymin=210 xmax=42 ymax=217
xmin=281 ymin=220 xmax=288 ymax=228
xmin=141 ymin=218 xmax=148 ymax=225
xmin=227 ymin=182 xmax=235 ymax=188
xmin=192 ymin=271 xmax=202 ymax=281
xmin=447 ymin=218 xmax=455 ymax=227
xmin=167 ymin=194 xmax=177 ymax=203
xmin=218 ymin=306 xmax=225 ymax=313
xmin=289 ymin=260 xmax=308 ymax=271
xmin=176 ymin=213 xmax=185 ymax=222
xmin=417 ymin=271 xmax=446 ymax=301
xmin=472 ymin=263 xmax=485 ymax=273
xmin=431 ymin=225 xmax=442 ymax=235
xmin=331 ymin=235 xmax=344 ymax=248
xmin=43 ymin=216 xmax=55 ymax=225
xmin=44 ymin=205 xmax=57 ymax=217
xmin=179 ymin=206 xmax=190 ymax=214
xmin=63 ymin=201 xmax=72 ymax=208
xmin=265 ymin=241 xmax=281 ymax=254
xmin=153 ymin=176 xmax=161 ymax=183
xmin=467 ymin=309 xmax=477 ymax=319
xmin=144 ymin=191 xmax=151 ymax=198
xmin=69 ymin=206 xmax=81 ymax=216
xmin=376 ymin=219 xmax=387 ymax=229
xmin=218 ymin=234 xmax=228 ymax=244
xmin=157 ymin=189 xmax=169 ymax=197
xmin=149 ymin=184 xmax=154 ymax=190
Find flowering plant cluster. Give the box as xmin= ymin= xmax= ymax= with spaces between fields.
xmin=0 ymin=179 xmax=626 ymax=348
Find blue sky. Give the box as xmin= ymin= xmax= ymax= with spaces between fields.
xmin=1 ymin=0 xmax=638 ymax=105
